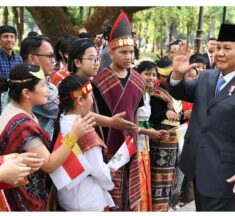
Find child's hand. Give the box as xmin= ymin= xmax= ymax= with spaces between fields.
xmin=70 ymin=113 xmax=96 ymax=140
xmin=166 ymin=110 xmax=180 ymax=122
xmin=147 ymin=128 xmax=161 ymax=140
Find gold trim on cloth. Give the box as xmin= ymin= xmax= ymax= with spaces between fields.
xmin=10 ymin=78 xmax=33 ymax=83
xmin=69 ymin=81 xmax=93 ymax=100
xmin=109 ymin=37 xmax=134 ymax=50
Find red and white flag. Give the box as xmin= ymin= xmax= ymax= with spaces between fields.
xmin=49 ymin=133 xmax=91 ymax=190
xmin=107 ymin=135 xmax=137 ymax=171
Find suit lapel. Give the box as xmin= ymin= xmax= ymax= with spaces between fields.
xmin=206 ymin=70 xmax=220 ymax=106
xmin=207 ymin=75 xmax=235 ymax=111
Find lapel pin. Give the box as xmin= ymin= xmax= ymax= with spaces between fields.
xmin=228 ymin=85 xmax=235 ymax=96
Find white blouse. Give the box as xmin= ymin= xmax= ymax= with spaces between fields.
xmin=57 ymin=114 xmax=115 ymax=211
xmin=138 ymin=92 xmax=151 ymax=122
xmin=138 ymin=92 xmax=151 ymax=152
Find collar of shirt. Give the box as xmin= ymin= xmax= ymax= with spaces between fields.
xmin=0 ymin=48 xmax=16 ymax=60
xmin=219 ymin=71 xmax=235 ymax=90
xmin=206 ymin=51 xmax=214 ymax=58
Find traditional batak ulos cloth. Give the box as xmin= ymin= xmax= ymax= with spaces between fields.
xmin=135 ymin=92 xmax=152 ymax=211
xmin=92 ymin=67 xmax=145 ymax=210
xmin=0 ymin=103 xmax=51 ymax=211
xmin=57 ymin=114 xmax=115 ymax=211
xmin=149 ymin=87 xmax=182 ymax=211
xmin=50 ymin=67 xmax=70 ymax=87
xmin=0 ymin=157 xmax=11 ymax=212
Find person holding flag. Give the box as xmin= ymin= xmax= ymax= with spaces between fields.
xmin=92 ymin=11 xmax=145 ymax=211
xmin=52 ymin=74 xmax=114 ymax=211
xmin=0 ymin=64 xmax=94 ymax=211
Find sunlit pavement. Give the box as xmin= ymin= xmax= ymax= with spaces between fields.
xmin=176 ymin=201 xmax=196 ymax=211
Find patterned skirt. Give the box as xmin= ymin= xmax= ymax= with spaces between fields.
xmin=150 ymin=124 xmax=178 ymax=211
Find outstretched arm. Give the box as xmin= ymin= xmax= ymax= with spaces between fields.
xmin=90 ymin=111 xmax=137 ymax=131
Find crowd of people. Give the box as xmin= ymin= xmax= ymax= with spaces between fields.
xmin=0 ymin=10 xmax=235 ymax=212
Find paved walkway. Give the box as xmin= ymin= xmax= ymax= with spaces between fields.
xmin=176 ymin=201 xmax=196 ymax=211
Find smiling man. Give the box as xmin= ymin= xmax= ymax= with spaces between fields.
xmin=0 ymin=25 xmax=22 ymax=78
xmin=0 ymin=25 xmax=23 ymax=113
xmin=168 ymin=23 xmax=235 ymax=211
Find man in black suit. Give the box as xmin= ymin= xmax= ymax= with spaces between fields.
xmin=202 ymin=38 xmax=217 ymax=69
xmin=168 ymin=24 xmax=235 ymax=211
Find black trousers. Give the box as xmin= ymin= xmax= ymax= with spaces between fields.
xmin=193 ymin=179 xmax=235 ymax=211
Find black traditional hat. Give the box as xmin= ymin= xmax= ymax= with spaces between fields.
xmin=156 ymin=59 xmax=173 ymax=76
xmin=109 ymin=11 xmax=134 ymax=50
xmin=217 ymin=24 xmax=235 ymax=42
xmin=68 ymin=38 xmax=95 ymax=72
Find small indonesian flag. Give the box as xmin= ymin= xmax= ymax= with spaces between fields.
xmin=49 ymin=133 xmax=91 ymax=190
xmin=175 ymin=122 xmax=189 ymax=154
xmin=107 ymin=135 xmax=137 ymax=171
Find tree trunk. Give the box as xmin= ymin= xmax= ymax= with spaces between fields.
xmin=12 ymin=7 xmax=24 ymax=45
xmin=87 ymin=7 xmax=92 ymax=17
xmin=26 ymin=7 xmax=150 ymax=46
xmin=194 ymin=6 xmax=204 ymax=53
xmin=138 ymin=22 xmax=142 ymax=49
xmin=26 ymin=7 xmax=78 ymax=46
xmin=152 ymin=22 xmax=157 ymax=52
xmin=143 ymin=24 xmax=149 ymax=52
xmin=84 ymin=7 xmax=150 ymax=36
xmin=79 ymin=7 xmax=84 ymax=20
xmin=169 ymin=22 xmax=175 ymax=44
xmin=19 ymin=7 xmax=24 ymax=45
xmin=3 ymin=7 xmax=9 ymax=25
xmin=12 ymin=7 xmax=18 ymax=29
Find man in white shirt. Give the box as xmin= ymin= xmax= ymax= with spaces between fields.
xmin=168 ymin=23 xmax=235 ymax=211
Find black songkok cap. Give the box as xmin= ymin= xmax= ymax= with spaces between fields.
xmin=217 ymin=24 xmax=235 ymax=42
xmin=68 ymin=38 xmax=95 ymax=73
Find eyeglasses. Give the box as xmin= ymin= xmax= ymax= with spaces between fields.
xmin=82 ymin=57 xmax=101 ymax=65
xmin=33 ymin=53 xmax=56 ymax=63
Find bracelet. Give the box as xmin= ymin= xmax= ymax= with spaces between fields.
xmin=137 ymin=127 xmax=141 ymax=134
xmin=62 ymin=132 xmax=77 ymax=149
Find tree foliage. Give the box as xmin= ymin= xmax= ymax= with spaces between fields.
xmin=1 ymin=6 xmax=235 ymax=53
